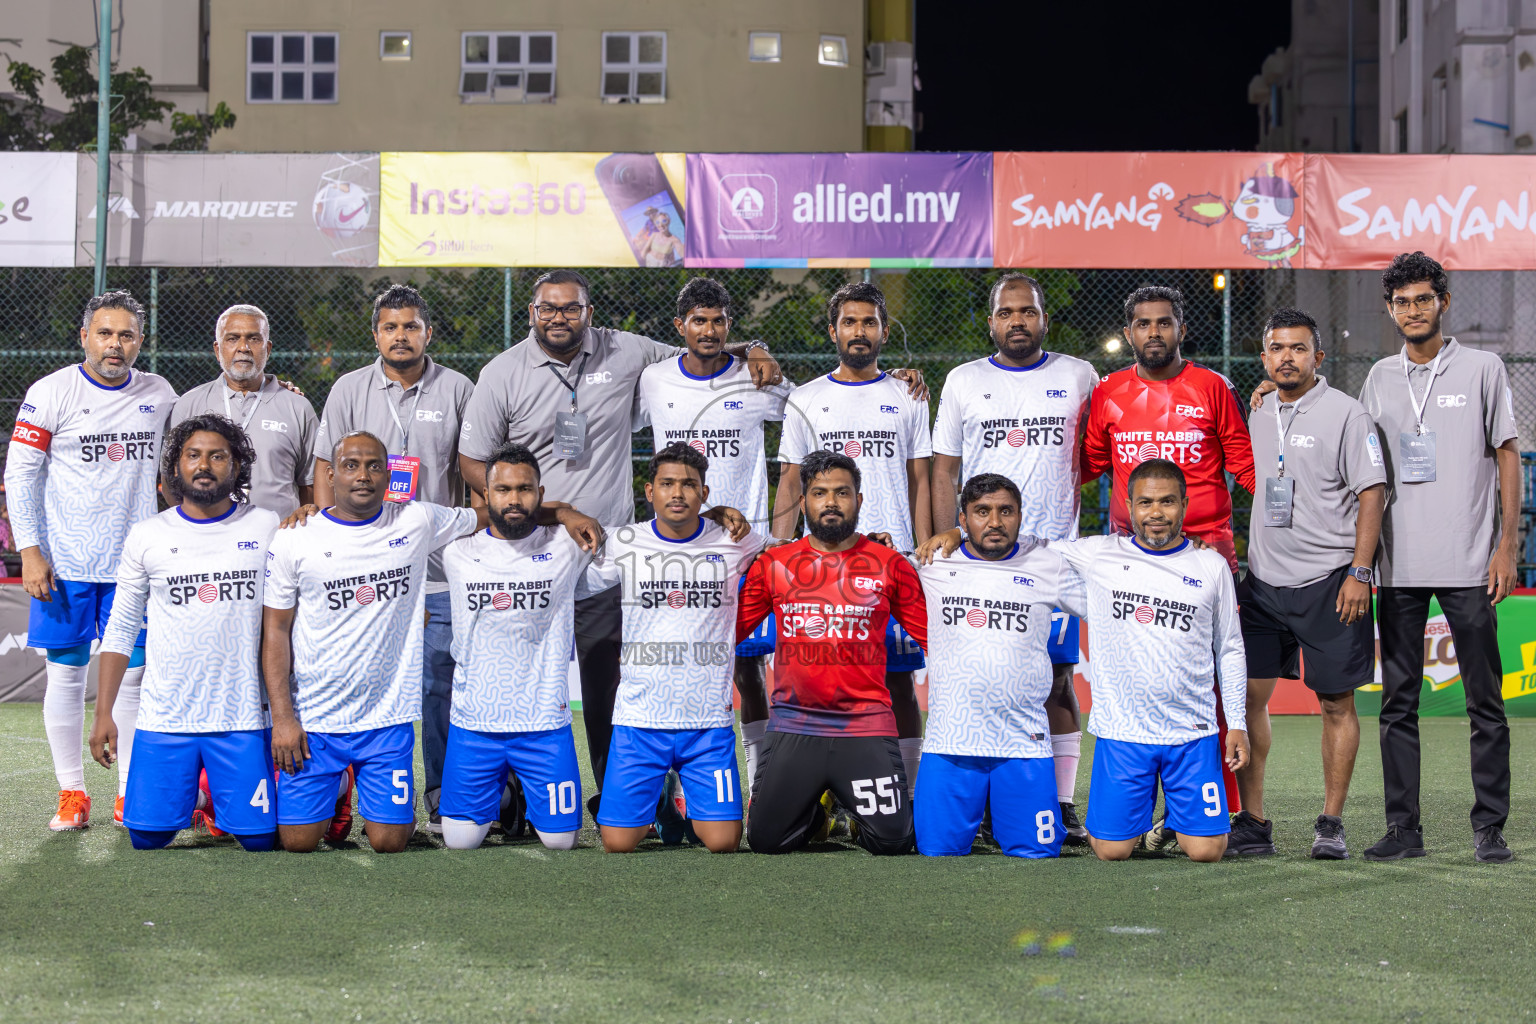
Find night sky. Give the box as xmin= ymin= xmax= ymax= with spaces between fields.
xmin=915 ymin=1 xmax=1293 ymax=152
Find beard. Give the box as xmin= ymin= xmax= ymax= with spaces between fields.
xmin=490 ymin=504 xmax=537 ymax=540
xmin=1395 ymin=309 xmax=1442 ymax=343
xmin=222 ymin=356 xmax=264 ymax=383
xmin=991 ymin=327 xmax=1042 ymax=364
xmin=89 ymin=351 xmax=130 ymax=380
xmin=534 ymin=321 xmax=586 ymax=357
xmin=807 ymin=506 xmax=859 ymax=545
xmin=180 ymin=471 xmax=236 ymax=507
xmin=838 ymin=338 xmax=880 ymax=372
xmin=1134 ymin=342 xmax=1176 ymax=371
xmin=382 ymin=348 xmax=424 ymax=373
xmin=970 ymin=530 xmax=1015 ymax=557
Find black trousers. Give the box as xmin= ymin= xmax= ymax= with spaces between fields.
xmin=575 ymin=584 xmax=624 ymax=800
xmin=1377 ymin=586 xmax=1510 ymax=831
xmin=747 ymin=730 xmax=915 ymax=856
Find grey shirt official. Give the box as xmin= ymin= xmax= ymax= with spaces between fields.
xmin=458 ymin=326 xmax=678 ymax=529
xmin=171 ymin=374 xmax=319 ymax=519
xmin=1359 ymin=337 xmax=1518 ymax=588
xmin=316 ymin=355 xmax=474 ymax=589
xmin=1247 ymin=376 xmax=1387 ymax=588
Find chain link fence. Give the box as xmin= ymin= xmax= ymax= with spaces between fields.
xmin=4 ymin=265 xmax=1534 ymax=573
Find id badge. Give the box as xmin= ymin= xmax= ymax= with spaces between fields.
xmin=384 ymin=454 xmax=420 ymax=502
xmin=1264 ymin=476 xmax=1294 ymax=528
xmin=1399 ymin=430 xmax=1437 ymax=483
xmin=554 ymin=410 xmax=588 ymax=460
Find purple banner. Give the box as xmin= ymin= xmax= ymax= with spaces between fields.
xmin=685 ymin=153 xmax=993 ymax=267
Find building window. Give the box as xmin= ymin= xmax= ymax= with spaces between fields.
xmin=380 ymin=32 xmax=411 ymax=61
xmin=601 ymin=31 xmax=666 ymax=102
xmin=748 ymin=32 xmax=781 ymax=63
xmin=819 ymin=35 xmax=849 ymax=67
xmin=1394 ymin=109 xmax=1410 ymax=152
xmin=461 ymin=31 xmax=556 ymax=103
xmin=247 ymin=32 xmax=338 ymax=103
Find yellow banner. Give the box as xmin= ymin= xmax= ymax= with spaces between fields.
xmin=379 ymin=152 xmax=686 ymax=267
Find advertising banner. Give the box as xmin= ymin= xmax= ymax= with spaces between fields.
xmin=1306 ymin=154 xmax=1536 ymax=270
xmin=993 ymin=152 xmax=1307 ymax=270
xmin=0 ymin=153 xmax=78 ymax=267
xmin=378 ymin=152 xmax=687 ymax=267
xmin=77 ymin=153 xmax=378 ymax=267
xmin=685 ymin=152 xmax=992 ymax=267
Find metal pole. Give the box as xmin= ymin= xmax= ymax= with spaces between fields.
xmin=1347 ymin=0 xmax=1356 ymax=152
xmin=1221 ymin=268 xmax=1233 ymax=379
xmin=93 ymin=0 xmax=112 ymax=295
xmin=148 ymin=266 xmax=159 ymax=374
xmin=503 ymin=267 xmax=513 ymax=349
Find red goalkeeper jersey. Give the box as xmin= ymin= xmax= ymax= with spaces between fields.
xmin=1082 ymin=361 xmax=1257 ymax=570
xmin=736 ymin=536 xmax=928 ymax=737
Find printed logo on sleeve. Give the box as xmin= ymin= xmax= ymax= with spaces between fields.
xmin=10 ymin=422 xmax=50 ymax=450
xmin=1366 ymin=433 xmax=1385 ymax=467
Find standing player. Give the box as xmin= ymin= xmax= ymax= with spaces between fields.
xmin=930 ymin=273 xmax=1099 ymax=843
xmin=777 ymin=280 xmax=931 ymax=791
xmin=590 ymin=443 xmax=766 ymax=853
xmin=5 ymin=291 xmax=176 ymax=830
xmin=633 ymin=277 xmax=794 ymax=794
xmin=737 ymin=450 xmax=928 ymax=855
xmin=915 ymin=473 xmax=1086 ymax=859
xmin=1054 ymin=460 xmax=1249 ymax=863
xmin=1236 ymin=308 xmax=1385 ymax=859
xmin=88 ymin=415 xmax=279 ymax=850
xmin=172 ymin=304 xmax=318 ymax=518
xmin=438 ymin=443 xmax=600 ymax=852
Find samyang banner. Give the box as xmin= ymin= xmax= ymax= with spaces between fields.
xmin=993 ymin=152 xmax=1308 ymax=269
xmin=0 ymin=153 xmax=77 ymax=267
xmin=378 ymin=152 xmax=687 ymax=267
xmin=685 ymin=152 xmax=992 ymax=267
xmin=76 ymin=153 xmax=379 ymax=267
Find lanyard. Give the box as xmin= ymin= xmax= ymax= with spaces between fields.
xmin=546 ymin=352 xmax=591 ymax=413
xmin=384 ymin=385 xmax=424 ymax=456
xmin=1401 ymin=348 xmax=1444 ymax=435
xmin=222 ymin=383 xmax=262 ymax=433
xmin=1272 ymin=399 xmax=1295 ymax=478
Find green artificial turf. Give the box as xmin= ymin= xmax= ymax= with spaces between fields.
xmin=1 ymin=707 xmax=1533 ymax=1023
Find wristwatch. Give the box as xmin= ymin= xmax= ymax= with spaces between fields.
xmin=743 ymin=339 xmax=769 ymax=355
xmin=1349 ymin=566 xmax=1373 ymax=584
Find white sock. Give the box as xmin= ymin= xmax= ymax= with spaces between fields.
xmin=43 ymin=660 xmax=89 ymax=791
xmin=1051 ymin=731 xmax=1082 ymax=804
xmin=741 ymin=720 xmax=767 ymax=793
xmin=337 ymin=772 xmax=352 ymax=799
xmin=536 ymin=829 xmax=578 ymax=850
xmin=441 ymin=817 xmax=491 ymax=850
xmin=113 ymin=664 xmax=144 ymax=797
xmin=898 ymin=737 xmax=923 ymax=796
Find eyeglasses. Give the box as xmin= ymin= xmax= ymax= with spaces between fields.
xmin=1389 ymin=294 xmax=1440 ymax=313
xmin=533 ymin=303 xmax=589 ymax=321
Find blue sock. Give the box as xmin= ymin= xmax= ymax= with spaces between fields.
xmin=45 ymin=643 xmax=92 ymax=667
xmin=236 ymin=832 xmax=278 ymax=852
xmin=128 ymin=828 xmax=178 ymax=850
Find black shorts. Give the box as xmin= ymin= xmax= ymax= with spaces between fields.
xmin=746 ymin=731 xmax=914 ymax=856
xmin=1239 ymin=565 xmax=1374 ymax=692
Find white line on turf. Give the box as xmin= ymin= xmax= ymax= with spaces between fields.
xmin=1105 ymin=926 xmax=1164 ymax=935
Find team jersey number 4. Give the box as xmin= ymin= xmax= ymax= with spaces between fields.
xmin=250 ymin=778 xmax=270 ymax=813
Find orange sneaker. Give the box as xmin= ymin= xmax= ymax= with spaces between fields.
xmin=49 ymin=789 xmax=91 ymax=831
xmin=324 ymin=766 xmax=355 ymax=844
xmin=191 ymin=770 xmax=227 ymax=838
xmin=113 ymin=796 xmax=125 ymax=827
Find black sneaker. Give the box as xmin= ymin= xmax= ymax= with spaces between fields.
xmin=498 ymin=773 xmax=528 ymax=838
xmin=1474 ymin=826 xmax=1513 ymax=863
xmin=1310 ymin=814 xmax=1348 ymax=860
xmin=423 ymin=786 xmax=443 ymax=835
xmin=1224 ymin=810 xmax=1276 ymax=857
xmin=1059 ymin=802 xmax=1089 ymax=847
xmin=1363 ymin=824 xmax=1426 ymax=861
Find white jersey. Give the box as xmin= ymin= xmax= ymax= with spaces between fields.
xmin=587 ymin=518 xmax=765 ymax=729
xmin=932 ymin=352 xmax=1098 ymax=540
xmin=264 ymin=502 xmax=478 ymax=733
xmin=778 ymin=371 xmax=931 ymax=552
xmin=1053 ymin=535 xmax=1246 ymax=744
xmin=635 ymin=354 xmax=794 ymax=539
xmin=101 ymin=503 xmax=278 ymax=733
xmin=917 ymin=538 xmax=1085 ymax=759
xmin=5 ymin=365 xmax=176 ymax=581
xmin=443 ymin=526 xmax=594 ymax=733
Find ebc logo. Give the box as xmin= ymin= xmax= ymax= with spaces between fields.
xmin=584 ymin=371 xmax=614 ymax=385
xmin=723 ymin=400 xmax=744 ymax=410
xmin=261 ymin=419 xmax=289 ymax=433
xmin=1012 ymin=575 xmax=1035 ymax=587
xmin=532 ymin=552 xmax=553 ymax=562
xmin=1437 ymin=394 xmax=1468 ymax=408
xmin=1182 ymin=576 xmax=1203 ymax=588
xmin=138 ymin=404 xmax=156 ymax=414
xmin=388 ymin=536 xmax=410 ymax=549
xmin=415 ymin=409 xmax=445 ymax=421
xmin=879 ymin=405 xmax=899 ymax=414
xmin=1046 ymin=389 xmax=1068 ymax=398
xmin=1175 ymin=404 xmax=1205 ymax=418
xmin=853 ymin=576 xmax=884 ymax=592
xmin=237 ymin=541 xmax=259 ymax=550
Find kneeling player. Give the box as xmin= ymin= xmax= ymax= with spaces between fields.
xmin=1053 ymin=460 xmax=1249 ymax=863
xmin=90 ymin=415 xmax=279 ymax=850
xmin=915 ymin=473 xmax=1084 ymax=858
xmin=590 ymin=443 xmax=765 ymax=853
xmin=438 ymin=443 xmax=597 ymax=851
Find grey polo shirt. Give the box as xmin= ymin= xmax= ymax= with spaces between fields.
xmin=171 ymin=374 xmax=319 ymax=519
xmin=459 ymin=326 xmax=678 ymax=528
xmin=316 ymin=355 xmax=474 ymax=589
xmin=1247 ymin=376 xmax=1387 ymax=588
xmin=1358 ymin=337 xmax=1518 ymax=588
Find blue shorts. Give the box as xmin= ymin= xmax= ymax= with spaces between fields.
xmin=1047 ymin=611 xmax=1079 ymax=666
xmin=596 ymin=725 xmax=742 ymax=828
xmin=885 ymin=618 xmax=925 ymax=672
xmin=277 ymin=723 xmax=416 ymax=826
xmin=1085 ymin=734 xmax=1229 ymax=841
xmin=914 ymin=752 xmax=1061 ymax=858
xmin=736 ymin=612 xmax=776 ymax=658
xmin=439 ymin=723 xmax=582 ymax=833
xmin=123 ymin=729 xmax=275 ymax=835
xmin=28 ymin=580 xmax=146 ymax=650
